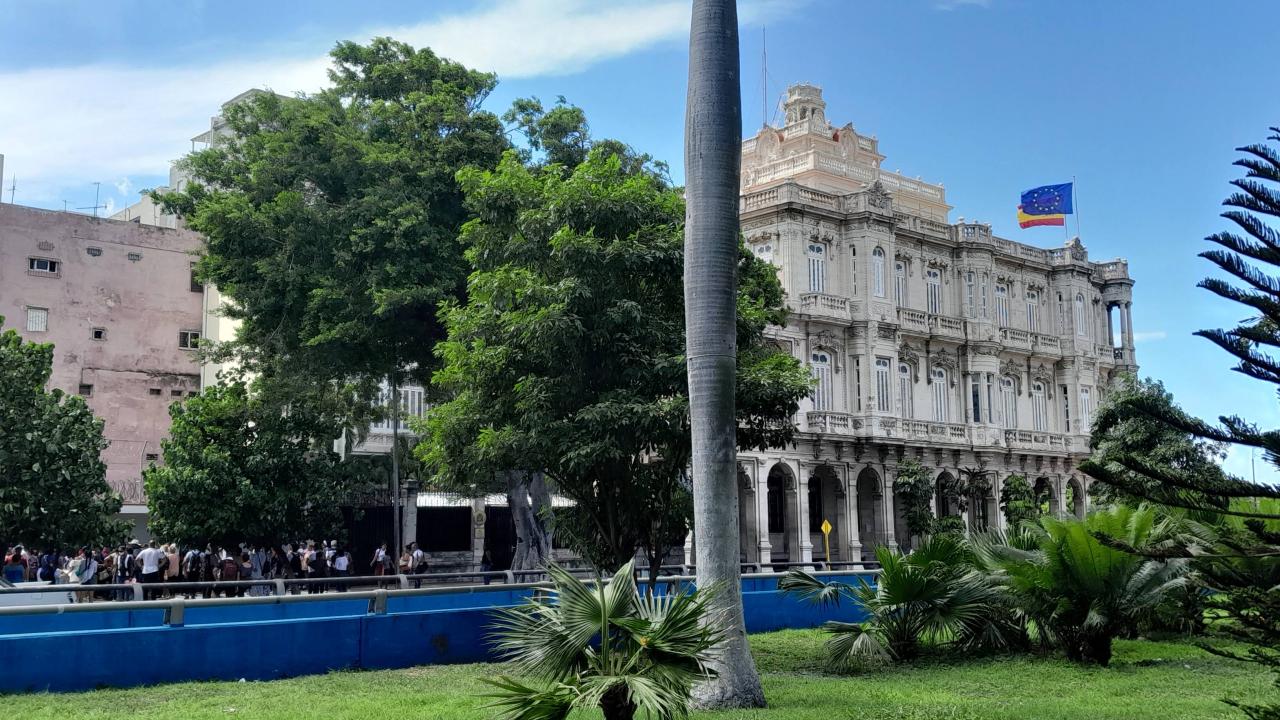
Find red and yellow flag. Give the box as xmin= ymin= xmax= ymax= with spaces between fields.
xmin=1017 ymin=204 xmax=1065 ymax=229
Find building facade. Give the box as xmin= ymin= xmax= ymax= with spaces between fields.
xmin=728 ymin=85 xmax=1136 ymax=565
xmin=0 ymin=203 xmax=205 ymax=538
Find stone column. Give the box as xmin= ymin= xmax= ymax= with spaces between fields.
xmin=795 ymin=470 xmax=814 ymax=566
xmin=683 ymin=531 xmax=695 ymax=566
xmin=844 ymin=464 xmax=862 ymax=563
xmin=750 ymin=467 xmax=771 ymax=568
xmin=991 ymin=475 xmax=1008 ymax=532
xmin=880 ymin=465 xmax=899 ymax=552
xmin=471 ymin=496 xmax=487 ymax=567
xmin=1122 ymin=302 xmax=1134 ymax=349
xmin=1106 ymin=304 xmax=1115 ymax=346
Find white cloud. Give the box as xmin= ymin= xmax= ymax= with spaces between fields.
xmin=0 ymin=0 xmax=790 ymax=206
xmin=1132 ymin=331 xmax=1167 ymax=343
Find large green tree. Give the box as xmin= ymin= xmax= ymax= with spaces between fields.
xmin=144 ymin=382 xmax=370 ymax=547
xmin=0 ymin=317 xmax=125 ymax=550
xmin=419 ymin=139 xmax=808 ymax=586
xmin=1080 ymin=127 xmax=1280 ymax=719
xmin=155 ymin=38 xmax=509 ymax=552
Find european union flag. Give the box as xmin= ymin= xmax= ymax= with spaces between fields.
xmin=1020 ymin=183 xmax=1074 ymax=216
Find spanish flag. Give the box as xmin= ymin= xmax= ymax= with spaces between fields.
xmin=1017 ymin=204 xmax=1065 ymax=229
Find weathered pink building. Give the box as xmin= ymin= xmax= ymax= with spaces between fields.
xmin=0 ymin=203 xmax=204 ymax=538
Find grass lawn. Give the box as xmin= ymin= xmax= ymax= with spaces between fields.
xmin=7 ymin=630 xmax=1271 ymax=719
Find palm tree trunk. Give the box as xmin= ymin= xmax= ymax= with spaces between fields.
xmin=684 ymin=0 xmax=764 ymax=709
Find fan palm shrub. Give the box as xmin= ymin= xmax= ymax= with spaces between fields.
xmin=972 ymin=504 xmax=1190 ymax=666
xmin=485 ymin=560 xmax=722 ymax=720
xmin=780 ymin=534 xmax=1022 ymax=668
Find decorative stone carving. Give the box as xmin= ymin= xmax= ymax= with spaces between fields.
xmin=814 ymin=329 xmax=843 ymax=353
xmin=866 ymin=181 xmax=891 ymax=210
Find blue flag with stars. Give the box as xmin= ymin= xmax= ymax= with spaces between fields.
xmin=1020 ymin=183 xmax=1074 ymax=216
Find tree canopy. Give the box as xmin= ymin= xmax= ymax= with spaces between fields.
xmin=144 ymin=381 xmax=371 ymax=547
xmin=0 ymin=317 xmax=125 ymax=550
xmin=154 ymin=38 xmax=509 ymax=402
xmin=417 ymin=121 xmax=810 ymax=581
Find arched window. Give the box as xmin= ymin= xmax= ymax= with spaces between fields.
xmin=1079 ymin=386 xmax=1092 ymax=429
xmin=872 ymin=247 xmax=886 ymax=297
xmin=931 ymin=367 xmax=949 ymax=422
xmin=811 ymin=352 xmax=833 ymax=411
xmin=899 ymin=362 xmax=914 ymax=419
xmin=1031 ymin=381 xmax=1048 ymax=431
xmin=894 ymin=261 xmax=906 ymax=306
xmin=1026 ymin=290 xmax=1040 ymax=332
xmin=926 ymin=269 xmax=942 ymax=314
xmin=1074 ymin=293 xmax=1087 ymax=336
xmin=965 ymin=271 xmax=976 ymax=317
xmin=1000 ymin=376 xmax=1017 ymax=428
xmin=995 ymin=284 xmax=1009 ymax=327
xmin=807 ymin=243 xmax=826 ymax=293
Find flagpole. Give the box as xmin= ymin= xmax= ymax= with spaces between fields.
xmin=1072 ymin=175 xmax=1081 ymax=240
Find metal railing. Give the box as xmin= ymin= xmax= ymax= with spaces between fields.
xmin=0 ymin=562 xmax=881 ymax=609
xmin=0 ymin=567 xmax=881 ymax=621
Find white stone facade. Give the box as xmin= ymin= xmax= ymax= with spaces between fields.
xmin=730 ymin=85 xmax=1136 ymax=565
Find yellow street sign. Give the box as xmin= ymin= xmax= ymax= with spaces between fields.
xmin=820 ymin=519 xmax=832 ymax=564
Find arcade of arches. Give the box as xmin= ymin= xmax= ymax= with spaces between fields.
xmin=722 ymin=456 xmax=1089 ymax=564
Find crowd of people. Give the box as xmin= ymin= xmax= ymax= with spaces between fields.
xmin=3 ymin=539 xmax=436 ymax=601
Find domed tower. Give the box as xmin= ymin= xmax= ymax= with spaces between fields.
xmin=783 ymin=82 xmax=827 ymax=126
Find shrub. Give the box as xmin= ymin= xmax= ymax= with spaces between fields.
xmin=485 ymin=561 xmax=721 ymax=720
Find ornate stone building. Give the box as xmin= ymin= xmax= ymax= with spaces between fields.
xmin=731 ymin=84 xmax=1136 ymax=564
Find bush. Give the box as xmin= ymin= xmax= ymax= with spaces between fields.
xmin=485 ymin=561 xmax=721 ymax=720
xmin=973 ymin=504 xmax=1190 ymax=666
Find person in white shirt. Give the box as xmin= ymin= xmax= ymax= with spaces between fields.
xmin=371 ymin=542 xmax=388 ymax=577
xmin=332 ymin=546 xmax=351 ymax=592
xmin=137 ymin=541 xmax=166 ymax=599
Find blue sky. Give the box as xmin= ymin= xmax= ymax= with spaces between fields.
xmin=3 ymin=0 xmax=1277 ymax=481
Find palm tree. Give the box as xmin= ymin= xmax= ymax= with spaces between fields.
xmin=972 ymin=504 xmax=1190 ymax=666
xmin=485 ymin=561 xmax=722 ymax=720
xmin=682 ymin=0 xmax=762 ymax=709
xmin=781 ymin=534 xmax=1021 ymax=668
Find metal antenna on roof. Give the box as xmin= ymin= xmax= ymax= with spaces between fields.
xmin=76 ymin=182 xmax=106 ymax=218
xmin=6 ymin=175 xmax=14 ymax=204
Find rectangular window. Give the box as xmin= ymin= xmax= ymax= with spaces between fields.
xmin=926 ymin=271 xmax=942 ymax=314
xmin=875 ymin=357 xmax=891 ymax=412
xmin=145 ymin=453 xmax=160 ymax=463
xmin=1080 ymin=386 xmax=1092 ymax=429
xmin=25 ymin=307 xmax=48 ymax=332
xmin=148 ymin=388 xmax=163 ymax=396
xmin=28 ymin=257 xmax=59 ymax=275
xmin=1002 ymin=382 xmax=1017 ymax=429
xmin=1032 ymin=388 xmax=1048 ymax=432
xmin=86 ymin=247 xmax=102 ymax=257
xmin=995 ymin=285 xmax=1009 ymax=327
xmin=189 ymin=262 xmax=203 ymax=293
xmin=1026 ymin=292 xmax=1040 ymax=332
xmin=1061 ymin=384 xmax=1071 ymax=430
xmin=932 ymin=369 xmax=949 ymax=422
xmin=127 ymin=252 xmax=142 ymax=262
xmin=980 ymin=273 xmax=989 ymax=318
xmin=91 ymin=327 xmax=106 ymax=341
xmin=965 ymin=272 xmax=976 ymax=317
xmin=78 ymin=384 xmax=93 ymax=397
xmin=179 ymin=330 xmax=201 ymax=349
xmin=807 ymin=243 xmax=826 ymax=293
xmin=170 ymin=389 xmax=184 ymax=397
xmin=895 ymin=262 xmax=906 ymax=307
xmin=971 ymin=376 xmax=982 ymax=423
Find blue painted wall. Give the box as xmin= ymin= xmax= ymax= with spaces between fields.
xmin=0 ymin=574 xmax=870 ymax=693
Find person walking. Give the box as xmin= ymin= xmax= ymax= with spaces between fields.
xmin=2 ymin=550 xmax=25 ymax=584
xmin=371 ymin=542 xmax=388 ymax=577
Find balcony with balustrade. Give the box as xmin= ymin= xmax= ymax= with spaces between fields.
xmin=797 ymin=292 xmax=851 ymax=322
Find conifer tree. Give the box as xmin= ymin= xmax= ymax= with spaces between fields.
xmin=1081 ymin=127 xmax=1280 ymax=720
